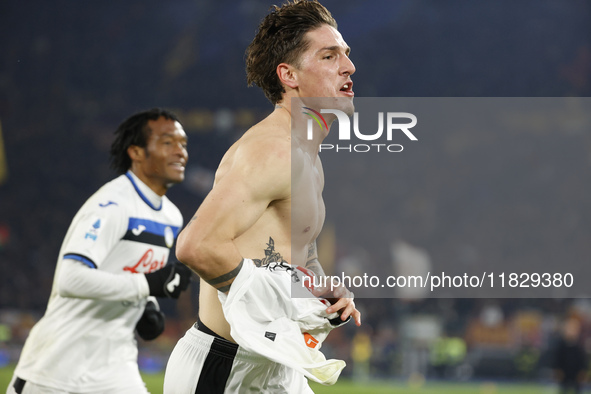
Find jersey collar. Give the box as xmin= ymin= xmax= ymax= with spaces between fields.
xmin=125 ymin=171 xmax=163 ymax=211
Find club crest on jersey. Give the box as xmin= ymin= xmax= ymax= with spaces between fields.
xmin=164 ymin=226 xmax=174 ymax=248
xmin=84 ymin=218 xmax=102 ymax=241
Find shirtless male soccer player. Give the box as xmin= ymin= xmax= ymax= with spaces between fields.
xmin=164 ymin=1 xmax=360 ymax=392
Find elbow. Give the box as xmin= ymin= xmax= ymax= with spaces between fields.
xmin=56 ymin=280 xmax=70 ymax=298
xmin=175 ymin=243 xmax=199 ymax=271
xmin=56 ymin=263 xmax=75 ymax=298
xmin=175 ymin=232 xmax=216 ymax=277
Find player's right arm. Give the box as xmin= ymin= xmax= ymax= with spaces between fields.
xmin=175 ymin=135 xmax=291 ymax=292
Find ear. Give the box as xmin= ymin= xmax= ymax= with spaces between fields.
xmin=277 ymin=63 xmax=298 ymax=89
xmin=127 ymin=145 xmax=145 ymax=163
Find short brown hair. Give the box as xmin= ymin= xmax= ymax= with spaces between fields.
xmin=246 ymin=0 xmax=337 ymax=105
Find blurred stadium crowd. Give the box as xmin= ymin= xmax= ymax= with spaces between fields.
xmin=1 ymin=0 xmax=591 ymax=383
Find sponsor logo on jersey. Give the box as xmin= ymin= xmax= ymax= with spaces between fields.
xmin=123 ymin=218 xmax=179 ymax=249
xmin=98 ymin=201 xmax=118 ymax=208
xmin=304 ymin=333 xmax=319 ymax=349
xmin=123 ymin=249 xmax=166 ymax=273
xmin=131 ymin=224 xmax=146 ymax=236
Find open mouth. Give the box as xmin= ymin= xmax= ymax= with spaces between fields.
xmin=340 ymin=81 xmax=354 ymax=94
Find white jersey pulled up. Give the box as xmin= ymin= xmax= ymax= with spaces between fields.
xmin=14 ymin=171 xmax=183 ymax=392
xmin=219 ymin=260 xmax=348 ymax=386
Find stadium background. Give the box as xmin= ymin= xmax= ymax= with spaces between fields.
xmin=1 ymin=0 xmax=591 ymax=392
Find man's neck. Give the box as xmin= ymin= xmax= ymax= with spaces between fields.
xmin=129 ymin=169 xmax=167 ymax=196
xmin=276 ymin=99 xmax=331 ymax=153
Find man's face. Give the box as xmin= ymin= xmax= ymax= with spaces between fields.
xmin=138 ymin=117 xmax=188 ymax=193
xmin=292 ymin=24 xmax=356 ymax=116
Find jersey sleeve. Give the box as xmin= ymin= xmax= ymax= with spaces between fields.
xmin=61 ymin=197 xmax=128 ymax=269
xmin=57 ymin=258 xmax=150 ymax=301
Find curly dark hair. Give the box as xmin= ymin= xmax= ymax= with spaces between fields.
xmin=246 ymin=0 xmax=337 ymax=105
xmin=109 ymin=108 xmax=180 ymax=174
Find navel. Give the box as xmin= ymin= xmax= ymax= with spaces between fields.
xmin=304 ymin=226 xmax=311 ymax=233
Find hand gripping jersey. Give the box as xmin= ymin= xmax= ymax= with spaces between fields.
xmin=218 ymin=260 xmax=349 ymax=386
xmin=14 ymin=171 xmax=183 ymax=392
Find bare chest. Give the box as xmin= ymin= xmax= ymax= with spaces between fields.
xmin=291 ymin=159 xmax=325 ymax=246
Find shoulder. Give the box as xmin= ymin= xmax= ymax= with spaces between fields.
xmin=235 ymin=111 xmax=291 ymax=162
xmin=95 ymin=174 xmax=132 ymax=195
xmin=206 ymin=111 xmax=293 ymax=203
xmin=65 ymin=177 xmax=130 ymax=236
xmin=235 ymin=132 xmax=290 ymax=171
xmin=82 ymin=175 xmax=132 ymax=214
xmin=218 ymin=120 xmax=291 ymax=188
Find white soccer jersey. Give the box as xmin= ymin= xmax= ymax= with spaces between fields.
xmin=219 ymin=260 xmax=347 ymax=385
xmin=14 ymin=171 xmax=183 ymax=392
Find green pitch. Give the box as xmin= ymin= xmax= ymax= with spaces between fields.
xmin=0 ymin=364 xmax=567 ymax=393
xmin=309 ymin=380 xmax=560 ymax=394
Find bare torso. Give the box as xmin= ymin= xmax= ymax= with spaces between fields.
xmin=198 ymin=108 xmax=325 ymax=341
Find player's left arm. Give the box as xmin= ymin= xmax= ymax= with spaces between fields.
xmin=306 ymin=240 xmax=361 ymax=326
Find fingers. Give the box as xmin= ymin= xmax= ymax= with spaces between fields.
xmin=325 ymin=294 xmax=362 ymax=326
xmin=351 ymin=308 xmax=362 ymax=326
xmin=326 ymin=296 xmax=349 ymax=314
xmin=313 ymin=282 xmax=362 ymax=327
xmin=336 ymin=300 xmax=362 ymax=326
